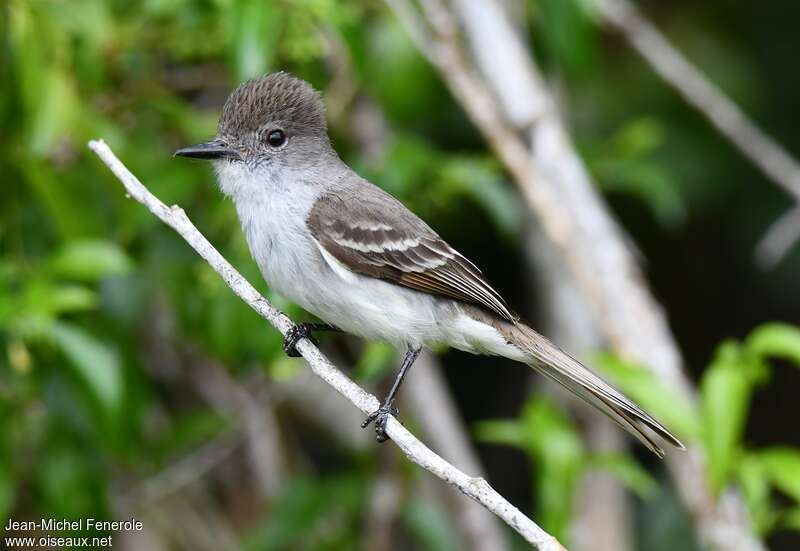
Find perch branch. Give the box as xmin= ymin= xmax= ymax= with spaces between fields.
xmin=405 ymin=351 xmax=509 ymax=550
xmin=88 ymin=139 xmax=564 ymax=551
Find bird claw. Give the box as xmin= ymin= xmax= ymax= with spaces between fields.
xmin=361 ymin=404 xmax=400 ymax=443
xmin=283 ymin=324 xmax=318 ymax=357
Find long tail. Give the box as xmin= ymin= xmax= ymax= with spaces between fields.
xmin=461 ymin=306 xmax=685 ymax=458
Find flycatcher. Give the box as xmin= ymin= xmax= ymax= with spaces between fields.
xmin=176 ymin=72 xmax=683 ymax=456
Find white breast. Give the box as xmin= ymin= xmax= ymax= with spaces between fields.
xmin=222 ymin=163 xmax=509 ymax=352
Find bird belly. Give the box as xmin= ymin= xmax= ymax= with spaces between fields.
xmin=286 ymin=266 xmax=443 ymax=347
xmin=247 ymin=220 xmax=437 ymax=347
xmin=238 ymin=199 xmax=502 ymax=349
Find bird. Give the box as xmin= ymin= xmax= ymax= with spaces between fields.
xmin=175 ymin=71 xmax=684 ymax=457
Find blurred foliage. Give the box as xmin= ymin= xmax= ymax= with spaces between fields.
xmin=476 ymin=396 xmax=656 ymax=542
xmin=596 ymin=323 xmax=800 ymax=536
xmin=478 ymin=322 xmax=800 ymax=545
xmin=1 ymin=0 xmax=799 ymax=549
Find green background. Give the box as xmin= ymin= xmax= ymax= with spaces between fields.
xmin=2 ymin=0 xmax=800 ymax=549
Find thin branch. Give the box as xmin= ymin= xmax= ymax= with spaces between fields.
xmin=595 ymin=0 xmax=800 ymax=202
xmin=186 ymin=351 xmax=287 ymax=500
xmin=594 ymin=0 xmax=800 ymax=264
xmin=88 ymin=139 xmax=565 ymax=551
xmin=133 ymin=302 xmax=287 ymax=505
xmin=405 ymin=351 xmax=509 ymax=550
xmin=386 ymin=1 xmax=764 ymax=549
xmin=363 ymin=449 xmax=403 ymax=551
xmin=119 ymin=431 xmax=244 ymax=512
xmin=755 ymin=204 xmax=800 ymax=269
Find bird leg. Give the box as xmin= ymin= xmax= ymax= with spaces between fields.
xmin=362 ymin=345 xmax=422 ymax=442
xmin=283 ymin=322 xmax=341 ymax=357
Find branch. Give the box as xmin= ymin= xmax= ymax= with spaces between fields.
xmin=119 ymin=430 xmax=244 ymax=512
xmin=595 ymin=0 xmax=800 ymax=202
xmin=386 ymin=1 xmax=764 ymax=549
xmin=405 ymin=351 xmax=509 ymax=550
xmin=755 ymin=205 xmax=800 ymax=269
xmin=594 ymin=0 xmax=800 ymax=265
xmin=87 ymin=139 xmax=565 ymax=551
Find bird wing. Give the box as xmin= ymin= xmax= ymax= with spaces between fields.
xmin=306 ymin=183 xmax=516 ymax=322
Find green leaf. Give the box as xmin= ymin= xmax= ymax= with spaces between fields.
xmin=23 ymin=281 xmax=97 ymax=316
xmin=352 ymin=342 xmax=396 ymax=384
xmin=588 ymin=118 xmax=685 ymax=228
xmin=737 ymin=453 xmax=778 ymax=535
xmin=403 ymin=499 xmax=459 ymax=551
xmin=38 ymin=444 xmax=105 ymax=518
xmin=48 ymin=321 xmax=123 ymax=417
xmin=608 ymin=117 xmax=666 ymax=160
xmin=536 ymin=0 xmax=596 ymax=74
xmin=746 ymin=323 xmax=800 ymax=366
xmin=21 ymin=159 xmax=99 ymax=238
xmin=700 ymin=342 xmax=755 ymax=492
xmin=3 ymin=280 xmax=97 ymax=333
xmin=474 ymin=419 xmax=526 ymax=449
xmin=521 ymin=397 xmax=584 ymax=539
xmin=50 ymin=239 xmax=133 ymax=281
xmin=0 ymin=467 xmax=14 ymax=529
xmin=521 ymin=397 xmax=583 ymax=457
xmin=478 ymin=398 xmax=587 ymax=539
xmin=440 ymin=157 xmax=521 ymax=237
xmin=595 ymin=160 xmax=686 ymax=228
xmin=756 ymin=447 xmax=800 ymax=503
xmin=592 ymin=353 xmax=700 ymax=440
xmin=587 ymin=453 xmax=657 ymax=499
xmin=229 ymin=0 xmax=281 ymax=81
xmin=782 ymin=508 xmax=800 ymax=532
xmin=244 ymin=474 xmax=365 ymax=550
xmin=27 ymin=68 xmax=77 ymax=155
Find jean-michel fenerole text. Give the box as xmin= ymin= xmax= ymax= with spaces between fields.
xmin=5 ymin=517 xmax=143 ymax=532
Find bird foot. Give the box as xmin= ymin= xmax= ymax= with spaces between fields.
xmin=361 ymin=403 xmax=399 ymax=443
xmin=282 ymin=324 xmax=318 ymax=357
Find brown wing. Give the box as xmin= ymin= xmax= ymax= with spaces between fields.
xmin=307 ymin=184 xmax=516 ymax=322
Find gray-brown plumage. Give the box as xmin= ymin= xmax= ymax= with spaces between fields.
xmin=219 ymin=72 xmax=327 ymax=138
xmin=462 ymin=305 xmax=683 ymax=457
xmin=176 ymin=71 xmax=685 ymax=454
xmin=307 ymin=184 xmax=517 ymax=322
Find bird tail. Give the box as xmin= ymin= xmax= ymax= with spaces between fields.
xmin=460 ymin=306 xmax=685 ymax=458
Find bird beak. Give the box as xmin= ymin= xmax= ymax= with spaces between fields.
xmin=174 ymin=140 xmax=240 ymax=161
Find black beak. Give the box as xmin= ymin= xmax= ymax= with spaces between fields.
xmin=174 ymin=140 xmax=240 ymax=161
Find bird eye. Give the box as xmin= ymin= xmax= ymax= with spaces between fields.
xmin=267 ymin=129 xmax=287 ymax=148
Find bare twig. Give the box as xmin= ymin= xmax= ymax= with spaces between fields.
xmin=386 ymin=1 xmax=764 ymax=549
xmin=406 ymin=351 xmax=509 ymax=550
xmin=88 ymin=139 xmax=565 ymax=551
xmin=119 ymin=432 xmax=244 ymax=512
xmin=364 ymin=449 xmax=403 ymax=551
xmin=187 ymin=353 xmax=287 ymax=500
xmin=595 ymin=0 xmax=800 ymax=202
xmin=594 ymin=0 xmax=800 ymax=265
xmin=755 ymin=195 xmax=800 ymax=268
xmin=135 ymin=301 xmax=287 ymax=504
